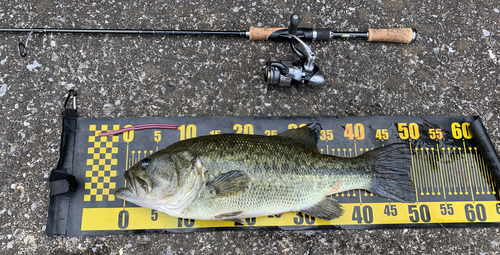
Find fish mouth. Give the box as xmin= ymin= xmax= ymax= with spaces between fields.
xmin=121 ymin=170 xmax=152 ymax=197
xmin=123 ymin=170 xmax=138 ymax=196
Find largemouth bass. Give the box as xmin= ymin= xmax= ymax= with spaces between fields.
xmin=114 ymin=123 xmax=415 ymax=223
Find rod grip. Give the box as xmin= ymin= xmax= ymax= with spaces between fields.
xmin=249 ymin=27 xmax=285 ymax=40
xmin=367 ymin=28 xmax=416 ymax=43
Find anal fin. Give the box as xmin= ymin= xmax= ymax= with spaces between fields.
xmin=214 ymin=211 xmax=246 ymax=224
xmin=300 ymin=197 xmax=344 ymax=221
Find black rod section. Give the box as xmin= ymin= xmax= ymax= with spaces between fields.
xmin=0 ymin=28 xmax=247 ymax=36
xmin=330 ymin=32 xmax=369 ymax=39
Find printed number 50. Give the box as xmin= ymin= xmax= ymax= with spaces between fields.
xmin=398 ymin=123 xmax=419 ymax=140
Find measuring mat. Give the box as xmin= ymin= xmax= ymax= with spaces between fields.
xmin=46 ymin=112 xmax=500 ymax=237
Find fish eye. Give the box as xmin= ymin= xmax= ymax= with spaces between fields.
xmin=139 ymin=159 xmax=150 ymax=170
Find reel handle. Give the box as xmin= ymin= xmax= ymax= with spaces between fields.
xmin=367 ymin=28 xmax=416 ymax=44
xmin=288 ymin=14 xmax=300 ymax=35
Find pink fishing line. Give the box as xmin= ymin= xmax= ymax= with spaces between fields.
xmin=98 ymin=124 xmax=178 ymax=136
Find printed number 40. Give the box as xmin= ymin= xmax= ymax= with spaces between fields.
xmin=344 ymin=123 xmax=365 ymax=140
xmin=352 ymin=206 xmax=373 ymax=224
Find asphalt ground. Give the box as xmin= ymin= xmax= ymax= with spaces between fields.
xmin=1 ymin=0 xmax=499 ymax=254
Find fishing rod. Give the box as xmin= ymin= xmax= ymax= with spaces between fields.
xmin=2 ymin=13 xmax=416 ymax=87
xmin=4 ymin=24 xmax=416 ymax=57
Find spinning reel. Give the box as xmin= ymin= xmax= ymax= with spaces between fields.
xmin=262 ymin=14 xmax=325 ymax=88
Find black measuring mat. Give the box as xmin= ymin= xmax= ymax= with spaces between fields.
xmin=46 ymin=114 xmax=500 ymax=237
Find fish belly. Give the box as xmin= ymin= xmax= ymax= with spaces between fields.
xmin=177 ymin=168 xmax=370 ymax=220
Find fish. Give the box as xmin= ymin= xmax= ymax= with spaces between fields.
xmin=114 ymin=123 xmax=415 ymax=224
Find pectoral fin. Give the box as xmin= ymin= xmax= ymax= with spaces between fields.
xmin=207 ymin=170 xmax=250 ymax=197
xmin=300 ymin=197 xmax=344 ymax=220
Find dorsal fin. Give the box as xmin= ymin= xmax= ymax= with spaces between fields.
xmin=278 ymin=123 xmax=322 ymax=151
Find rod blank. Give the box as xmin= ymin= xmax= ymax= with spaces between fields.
xmin=0 ymin=28 xmax=247 ymax=36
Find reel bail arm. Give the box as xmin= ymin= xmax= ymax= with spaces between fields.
xmin=262 ymin=14 xmax=325 ymax=87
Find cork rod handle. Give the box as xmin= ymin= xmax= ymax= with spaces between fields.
xmin=367 ymin=28 xmax=416 ymax=44
xmin=249 ymin=27 xmax=285 ymax=40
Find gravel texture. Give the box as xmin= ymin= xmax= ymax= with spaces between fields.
xmin=1 ymin=0 xmax=500 ymax=254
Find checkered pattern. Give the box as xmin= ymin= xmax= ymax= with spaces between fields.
xmin=84 ymin=125 xmax=119 ymax=202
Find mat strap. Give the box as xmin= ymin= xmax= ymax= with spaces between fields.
xmin=49 ymin=169 xmax=77 ymax=196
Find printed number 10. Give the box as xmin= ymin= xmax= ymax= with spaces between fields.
xmin=179 ymin=124 xmax=197 ymax=141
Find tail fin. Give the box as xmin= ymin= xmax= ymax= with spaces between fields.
xmin=362 ymin=143 xmax=416 ymax=203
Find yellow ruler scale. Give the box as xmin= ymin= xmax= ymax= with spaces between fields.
xmin=81 ymin=200 xmax=500 ymax=231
